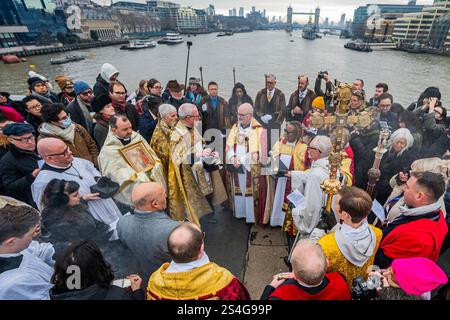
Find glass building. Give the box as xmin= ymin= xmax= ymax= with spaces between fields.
xmin=0 ymin=0 xmax=68 ymax=44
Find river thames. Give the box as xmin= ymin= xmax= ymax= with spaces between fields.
xmin=1 ymin=30 xmax=449 ymax=106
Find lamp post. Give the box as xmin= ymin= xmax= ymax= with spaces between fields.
xmin=184 ymin=41 xmax=193 ymax=95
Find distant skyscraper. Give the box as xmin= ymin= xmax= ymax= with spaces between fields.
xmin=232 ymin=8 xmax=237 ymax=16
xmin=340 ymin=13 xmax=346 ymax=26
xmin=239 ymin=7 xmax=244 ymax=17
xmin=207 ymin=4 xmax=215 ymax=16
xmin=263 ymin=9 xmax=266 ymax=18
xmin=324 ymin=17 xmax=329 ymax=27
xmin=252 ymin=6 xmax=256 ymax=13
xmin=279 ymin=16 xmax=282 ymax=22
xmin=229 ymin=9 xmax=233 ymax=16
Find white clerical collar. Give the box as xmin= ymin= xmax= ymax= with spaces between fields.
xmin=45 ymin=163 xmax=71 ymax=170
xmin=297 ymin=279 xmax=323 ymax=288
xmin=165 ymin=253 xmax=210 ymax=273
xmin=286 ymin=141 xmax=296 ymax=146
xmin=0 ymin=252 xmax=22 ymax=258
xmin=267 ymin=89 xmax=274 ymax=95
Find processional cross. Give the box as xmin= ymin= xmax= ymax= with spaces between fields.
xmin=309 ymin=82 xmax=374 ymax=231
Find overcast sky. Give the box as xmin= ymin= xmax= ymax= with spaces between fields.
xmin=93 ymin=0 xmax=434 ymax=22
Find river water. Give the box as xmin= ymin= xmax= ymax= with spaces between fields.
xmin=1 ymin=30 xmax=449 ymax=106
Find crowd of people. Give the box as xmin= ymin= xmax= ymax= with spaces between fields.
xmin=0 ymin=63 xmax=449 ymax=300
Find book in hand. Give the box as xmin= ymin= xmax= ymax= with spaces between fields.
xmin=226 ymin=163 xmax=245 ymax=174
xmin=112 ymin=278 xmax=131 ymax=288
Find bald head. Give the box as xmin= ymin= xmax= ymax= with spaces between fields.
xmin=291 ymin=239 xmax=327 ymax=286
xmin=131 ymin=182 xmax=166 ymax=212
xmin=37 ymin=137 xmax=66 ymax=157
xmin=167 ymin=222 xmax=203 ymax=263
xmin=37 ymin=137 xmax=73 ymax=167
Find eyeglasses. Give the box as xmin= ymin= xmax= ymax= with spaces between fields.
xmin=266 ymin=81 xmax=275 ymax=84
xmin=65 ymin=86 xmax=74 ymax=90
xmin=10 ymin=135 xmax=35 ymax=143
xmin=46 ymin=146 xmax=71 ymax=157
xmin=113 ymin=91 xmax=126 ymax=96
xmin=187 ymin=114 xmax=200 ymax=119
xmin=26 ymin=104 xmax=42 ymax=111
xmin=152 ymin=86 xmax=162 ymax=89
xmin=434 ymin=110 xmax=443 ymax=116
xmin=80 ymin=90 xmax=93 ymax=96
xmin=238 ymin=113 xmax=252 ymax=117
xmin=308 ymin=146 xmax=321 ymax=152
xmin=284 ymin=129 xmax=296 ymax=134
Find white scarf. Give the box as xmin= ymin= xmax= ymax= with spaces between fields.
xmin=334 ymin=220 xmax=376 ymax=267
xmin=39 ymin=123 xmax=76 ymax=144
xmin=396 ymin=201 xmax=442 ymax=219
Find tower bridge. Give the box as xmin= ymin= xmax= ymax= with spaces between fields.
xmin=286 ymin=5 xmax=320 ymax=32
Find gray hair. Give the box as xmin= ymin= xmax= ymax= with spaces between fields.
xmin=266 ymin=74 xmax=276 ymax=82
xmin=310 ymin=135 xmax=332 ymax=157
xmin=238 ymin=103 xmax=254 ymax=114
xmin=158 ymin=104 xmax=177 ymax=119
xmin=178 ymin=103 xmax=197 ymax=119
xmin=291 ymin=239 xmax=327 ymax=286
xmin=390 ymin=128 xmax=414 ymax=155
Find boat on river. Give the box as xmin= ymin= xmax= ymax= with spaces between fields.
xmin=302 ymin=20 xmax=316 ymax=40
xmin=344 ymin=40 xmax=373 ymax=52
xmin=50 ymin=54 xmax=85 ymax=65
xmin=157 ymin=32 xmax=184 ymax=45
xmin=120 ymin=40 xmax=157 ymax=50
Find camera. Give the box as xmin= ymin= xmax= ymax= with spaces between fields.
xmin=318 ymin=71 xmax=327 ymax=79
xmin=352 ymin=274 xmax=382 ymax=300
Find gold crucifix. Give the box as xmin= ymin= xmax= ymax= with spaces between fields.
xmin=309 ymin=82 xmax=374 ymax=225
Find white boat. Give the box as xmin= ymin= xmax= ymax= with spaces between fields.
xmin=157 ymin=32 xmax=184 ymax=45
xmin=120 ymin=40 xmax=157 ymax=50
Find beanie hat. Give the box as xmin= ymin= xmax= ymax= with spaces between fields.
xmin=392 ymin=257 xmax=448 ymax=296
xmin=28 ymin=71 xmax=47 ymax=81
xmin=312 ymin=96 xmax=325 ymax=110
xmin=27 ymin=77 xmax=46 ymax=90
xmin=91 ymin=94 xmax=112 ymax=114
xmin=54 ymin=75 xmax=74 ymax=91
xmin=74 ymin=81 xmax=91 ymax=96
xmin=2 ymin=122 xmax=35 ymax=136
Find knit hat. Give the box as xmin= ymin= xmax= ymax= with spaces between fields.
xmin=91 ymin=94 xmax=112 ymax=114
xmin=54 ymin=75 xmax=74 ymax=91
xmin=312 ymin=96 xmax=325 ymax=110
xmin=2 ymin=122 xmax=35 ymax=136
xmin=27 ymin=77 xmax=46 ymax=90
xmin=74 ymin=81 xmax=91 ymax=96
xmin=392 ymin=257 xmax=448 ymax=296
xmin=28 ymin=71 xmax=47 ymax=81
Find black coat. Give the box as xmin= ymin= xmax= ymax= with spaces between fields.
xmin=374 ymin=147 xmax=417 ymax=204
xmin=112 ymin=102 xmax=140 ymax=132
xmin=66 ymin=99 xmax=93 ymax=134
xmin=138 ymin=110 xmax=158 ymax=143
xmin=350 ymin=130 xmax=380 ymax=190
xmin=93 ymin=74 xmax=110 ymax=98
xmin=165 ymin=96 xmax=190 ymax=110
xmin=379 ymin=111 xmax=399 ymax=132
xmin=41 ymin=203 xmax=112 ymax=251
xmin=25 ymin=113 xmax=43 ymax=133
xmin=423 ymin=134 xmax=450 ymax=158
xmin=50 ymin=284 xmax=145 ymax=300
xmin=0 ymin=145 xmax=40 ymax=207
xmin=32 ymin=92 xmax=59 ymax=106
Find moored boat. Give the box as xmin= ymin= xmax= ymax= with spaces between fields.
xmin=50 ymin=54 xmax=85 ymax=65
xmin=2 ymin=54 xmax=20 ymax=64
xmin=344 ymin=40 xmax=373 ymax=52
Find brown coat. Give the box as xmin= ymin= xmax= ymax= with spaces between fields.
xmin=286 ymin=88 xmax=317 ymax=123
xmin=200 ymin=95 xmax=230 ymax=133
xmin=254 ymin=88 xmax=286 ymax=125
xmin=38 ymin=124 xmax=99 ymax=167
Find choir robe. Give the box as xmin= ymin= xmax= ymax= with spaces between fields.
xmin=0 ymin=241 xmax=54 ymax=300
xmin=32 ymin=157 xmax=123 ymax=236
xmin=98 ymin=130 xmax=166 ymax=207
xmin=269 ymin=138 xmax=308 ymax=227
xmin=226 ymin=119 xmax=267 ymax=224
xmin=290 ymin=157 xmax=331 ymax=236
xmin=169 ymin=121 xmax=227 ymax=226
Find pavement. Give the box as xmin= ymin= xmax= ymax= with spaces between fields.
xmin=201 ymin=207 xmax=290 ymax=300
xmin=203 ymin=206 xmax=450 ymax=300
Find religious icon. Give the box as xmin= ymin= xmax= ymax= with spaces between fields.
xmin=119 ymin=141 xmax=155 ymax=173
